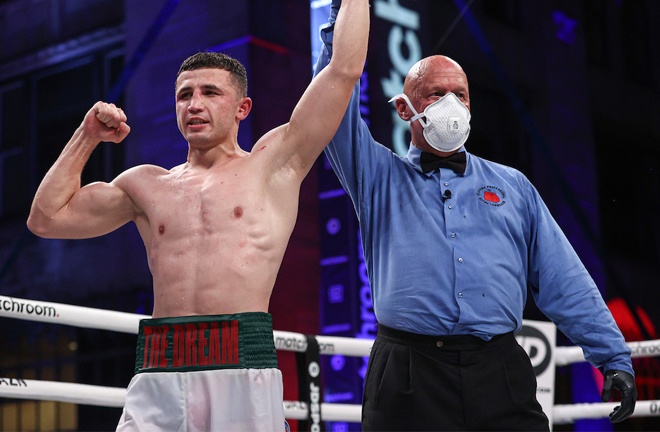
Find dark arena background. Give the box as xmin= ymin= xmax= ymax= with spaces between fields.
xmin=0 ymin=0 xmax=659 ymax=431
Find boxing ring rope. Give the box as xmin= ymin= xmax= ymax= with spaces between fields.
xmin=1 ymin=295 xmax=660 ymax=425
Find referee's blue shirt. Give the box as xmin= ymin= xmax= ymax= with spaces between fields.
xmin=317 ymin=28 xmax=632 ymax=376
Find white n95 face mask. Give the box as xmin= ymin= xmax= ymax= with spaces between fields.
xmin=389 ymin=92 xmax=471 ymax=153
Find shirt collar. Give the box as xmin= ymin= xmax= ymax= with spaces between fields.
xmin=406 ymin=144 xmax=468 ymax=174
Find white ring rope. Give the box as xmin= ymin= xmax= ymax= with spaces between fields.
xmin=0 ymin=295 xmax=147 ymax=334
xmin=553 ymin=401 xmax=660 ymax=424
xmin=3 ymin=377 xmax=660 ymax=425
xmin=1 ymin=295 xmax=659 ymax=425
xmin=0 ymin=378 xmax=125 ymax=409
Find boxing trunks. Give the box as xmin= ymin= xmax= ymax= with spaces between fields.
xmin=116 ymin=312 xmax=287 ymax=432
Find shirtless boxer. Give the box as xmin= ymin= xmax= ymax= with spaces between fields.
xmin=26 ymin=1 xmax=370 ymax=430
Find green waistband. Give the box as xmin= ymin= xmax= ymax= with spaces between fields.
xmin=134 ymin=312 xmax=278 ymax=374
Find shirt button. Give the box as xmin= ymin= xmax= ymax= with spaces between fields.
xmin=450 ymin=233 xmax=456 ymax=238
xmin=436 ymin=341 xmax=444 ymax=348
xmin=458 ymin=292 xmax=463 ymax=298
xmin=458 ymin=257 xmax=464 ymax=263
xmin=444 ymin=182 xmax=449 ymax=186
xmin=448 ymin=205 xmax=453 ymax=209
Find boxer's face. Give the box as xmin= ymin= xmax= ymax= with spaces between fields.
xmin=175 ymin=68 xmax=250 ymax=147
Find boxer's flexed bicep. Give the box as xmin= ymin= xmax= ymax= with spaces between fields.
xmin=39 ymin=179 xmax=137 ymax=239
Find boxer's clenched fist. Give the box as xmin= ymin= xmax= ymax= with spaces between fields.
xmin=82 ymin=101 xmax=131 ymax=143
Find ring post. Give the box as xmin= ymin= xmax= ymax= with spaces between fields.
xmin=296 ymin=334 xmax=324 ymax=431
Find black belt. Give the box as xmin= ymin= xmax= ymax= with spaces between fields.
xmin=377 ymin=323 xmax=513 ymax=351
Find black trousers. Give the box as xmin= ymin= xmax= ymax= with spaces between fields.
xmin=362 ymin=325 xmax=549 ymax=431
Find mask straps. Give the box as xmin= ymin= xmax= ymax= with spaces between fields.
xmin=388 ymin=93 xmax=426 ymax=125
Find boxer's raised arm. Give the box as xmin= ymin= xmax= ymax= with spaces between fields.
xmin=258 ymin=0 xmax=369 ymax=180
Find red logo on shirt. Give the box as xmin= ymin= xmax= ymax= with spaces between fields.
xmin=476 ymin=186 xmax=506 ymax=207
xmin=483 ymin=191 xmax=500 ymax=203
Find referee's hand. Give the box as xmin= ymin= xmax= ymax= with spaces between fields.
xmin=601 ymin=370 xmax=637 ymax=423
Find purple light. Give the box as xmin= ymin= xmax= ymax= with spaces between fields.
xmin=552 ymin=11 xmax=578 ymax=45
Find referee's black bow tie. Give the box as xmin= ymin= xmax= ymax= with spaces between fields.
xmin=419 ymin=151 xmax=466 ymax=174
